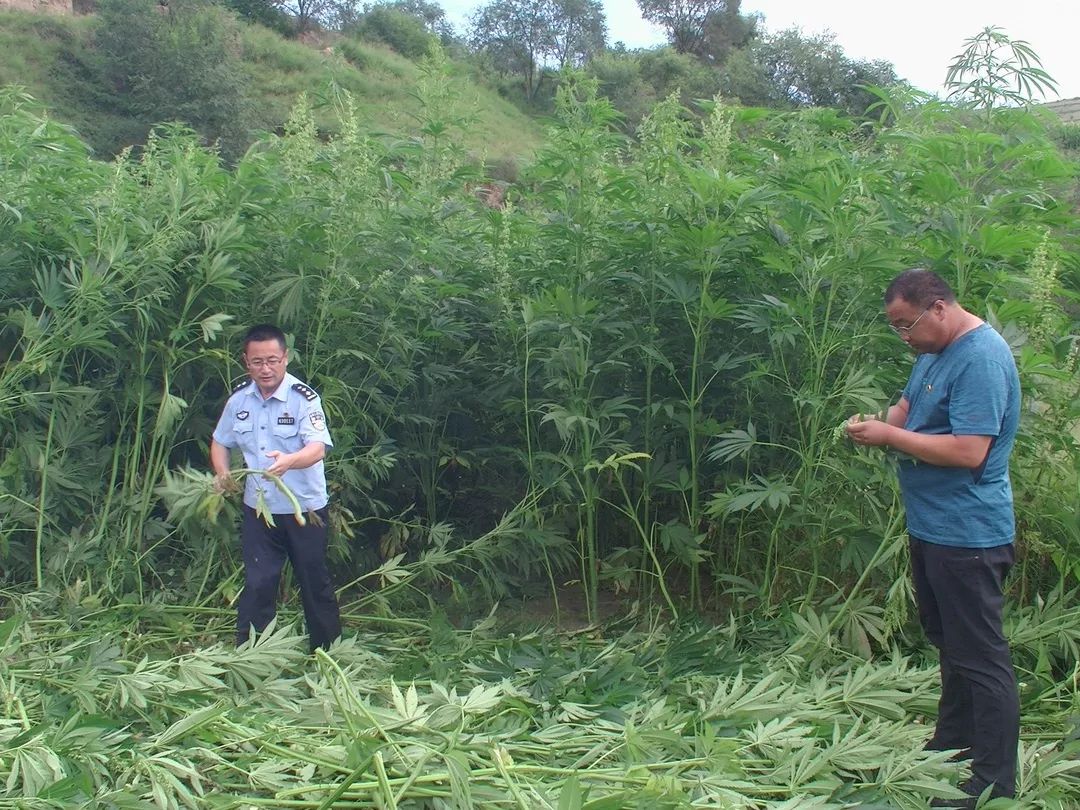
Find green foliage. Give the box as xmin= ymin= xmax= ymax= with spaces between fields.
xmin=0 ymin=12 xmax=139 ymax=156
xmin=2 ymin=36 xmax=1079 ymax=635
xmin=698 ymin=0 xmax=756 ymax=64
xmin=636 ymin=0 xmax=755 ymax=60
xmin=357 ymin=0 xmax=457 ymax=41
xmin=1053 ymin=122 xmax=1080 ymax=153
xmin=946 ymin=25 xmax=1059 ymax=110
xmin=222 ymin=0 xmax=295 ymax=35
xmin=96 ymin=0 xmax=254 ymax=161
xmin=589 ymin=47 xmax=721 ymax=128
xmin=590 ymin=29 xmax=899 ymax=131
xmin=721 ymin=27 xmax=899 ymax=118
xmin=2 ymin=34 xmax=1080 ymax=806
xmin=275 ymin=0 xmax=338 ymax=32
xmin=470 ymin=0 xmax=607 ymax=104
xmin=0 ymin=9 xmax=544 ymax=166
xmin=0 ymin=597 xmax=1078 ymax=806
xmin=351 ymin=5 xmax=437 ymax=59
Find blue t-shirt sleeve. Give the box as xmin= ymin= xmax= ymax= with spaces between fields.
xmin=948 ymin=356 xmax=1009 ymax=437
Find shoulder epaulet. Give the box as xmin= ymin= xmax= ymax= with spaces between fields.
xmin=292 ymin=382 xmax=318 ymax=402
xmin=232 ymin=378 xmax=251 ymax=393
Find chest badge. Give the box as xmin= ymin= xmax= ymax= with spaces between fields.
xmin=236 ymin=410 xmax=250 ymax=421
xmin=277 ymin=414 xmax=296 ymax=426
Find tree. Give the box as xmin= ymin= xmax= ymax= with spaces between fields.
xmin=273 ymin=0 xmax=339 ymax=31
xmin=548 ymin=0 xmax=606 ymax=70
xmin=352 ymin=6 xmax=437 ymax=57
xmin=376 ymin=0 xmax=456 ymax=40
xmin=471 ymin=0 xmax=550 ymax=103
xmin=722 ymin=28 xmax=898 ymax=118
xmin=636 ymin=0 xmax=752 ymax=58
xmin=698 ymin=1 xmax=754 ymax=63
xmin=470 ymin=0 xmax=606 ymax=103
xmin=348 ymin=0 xmax=461 ymax=54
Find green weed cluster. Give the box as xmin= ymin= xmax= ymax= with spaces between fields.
xmin=1 ymin=61 xmax=1078 ymax=630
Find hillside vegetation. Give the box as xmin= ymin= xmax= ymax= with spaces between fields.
xmin=0 ymin=7 xmax=543 ymax=166
xmin=2 ymin=71 xmax=1080 ymax=803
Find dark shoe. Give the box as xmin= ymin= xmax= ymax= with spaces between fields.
xmin=930 ymin=797 xmax=975 ymax=809
xmin=930 ymin=779 xmax=1007 ymax=809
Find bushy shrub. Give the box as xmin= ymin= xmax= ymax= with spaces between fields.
xmin=351 ymin=6 xmax=435 ymax=60
xmin=587 ymin=46 xmax=730 ymax=129
xmin=1054 ymin=122 xmax=1080 ymax=152
xmin=96 ymin=0 xmax=253 ymax=159
xmin=588 ymin=52 xmax=653 ymax=127
xmin=589 ymin=48 xmax=721 ymax=128
xmin=638 ymin=47 xmax=721 ymax=99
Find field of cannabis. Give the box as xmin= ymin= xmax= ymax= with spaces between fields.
xmin=2 ymin=43 xmax=1080 ymax=807
xmin=0 ymin=589 xmax=1077 ymax=809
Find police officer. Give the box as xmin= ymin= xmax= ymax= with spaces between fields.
xmin=210 ymin=324 xmax=341 ymax=651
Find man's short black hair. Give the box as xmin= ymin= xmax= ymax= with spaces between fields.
xmin=243 ymin=324 xmax=287 ymax=352
xmin=884 ymin=269 xmax=957 ymax=308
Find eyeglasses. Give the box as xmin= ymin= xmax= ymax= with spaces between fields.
xmin=889 ymin=301 xmax=939 ymax=336
xmin=245 ymin=356 xmax=285 ymax=369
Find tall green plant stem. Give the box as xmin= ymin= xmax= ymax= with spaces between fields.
xmin=571 ymin=424 xmax=599 ymax=624
xmin=32 ymin=398 xmax=57 ymax=590
xmin=521 ymin=307 xmax=562 ymax=616
xmin=637 ymin=251 xmax=660 ymax=603
xmin=684 ymin=260 xmax=716 ymax=607
xmin=610 ymin=475 xmax=678 ymax=617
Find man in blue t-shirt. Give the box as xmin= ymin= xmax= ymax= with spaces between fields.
xmin=846 ymin=269 xmax=1020 ymax=806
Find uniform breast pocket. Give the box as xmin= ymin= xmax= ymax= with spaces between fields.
xmin=272 ymin=421 xmax=302 ymax=451
xmin=231 ymin=421 xmax=255 ymax=453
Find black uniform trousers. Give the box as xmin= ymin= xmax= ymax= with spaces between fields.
xmin=237 ymin=505 xmax=342 ymax=651
xmin=910 ymin=536 xmax=1019 ymax=798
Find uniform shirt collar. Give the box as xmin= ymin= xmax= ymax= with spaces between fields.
xmin=268 ymin=372 xmax=296 ymax=402
xmin=245 ymin=372 xmax=295 ymax=403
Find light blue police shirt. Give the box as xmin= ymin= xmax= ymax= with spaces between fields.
xmin=898 ymin=323 xmax=1020 ymax=548
xmin=212 ymin=372 xmax=333 ymax=513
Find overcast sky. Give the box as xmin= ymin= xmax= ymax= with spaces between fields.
xmin=440 ymin=0 xmax=1080 ymax=101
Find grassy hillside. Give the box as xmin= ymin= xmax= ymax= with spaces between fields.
xmin=0 ymin=9 xmax=543 ymax=168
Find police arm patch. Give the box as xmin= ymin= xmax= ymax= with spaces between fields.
xmin=309 ymin=411 xmax=326 ymax=432
xmin=292 ymin=382 xmax=318 ymax=402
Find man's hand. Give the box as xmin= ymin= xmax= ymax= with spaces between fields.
xmin=264 ymin=450 xmax=295 ymax=477
xmin=213 ymin=473 xmax=240 ymax=494
xmin=846 ymin=414 xmax=893 ymax=447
